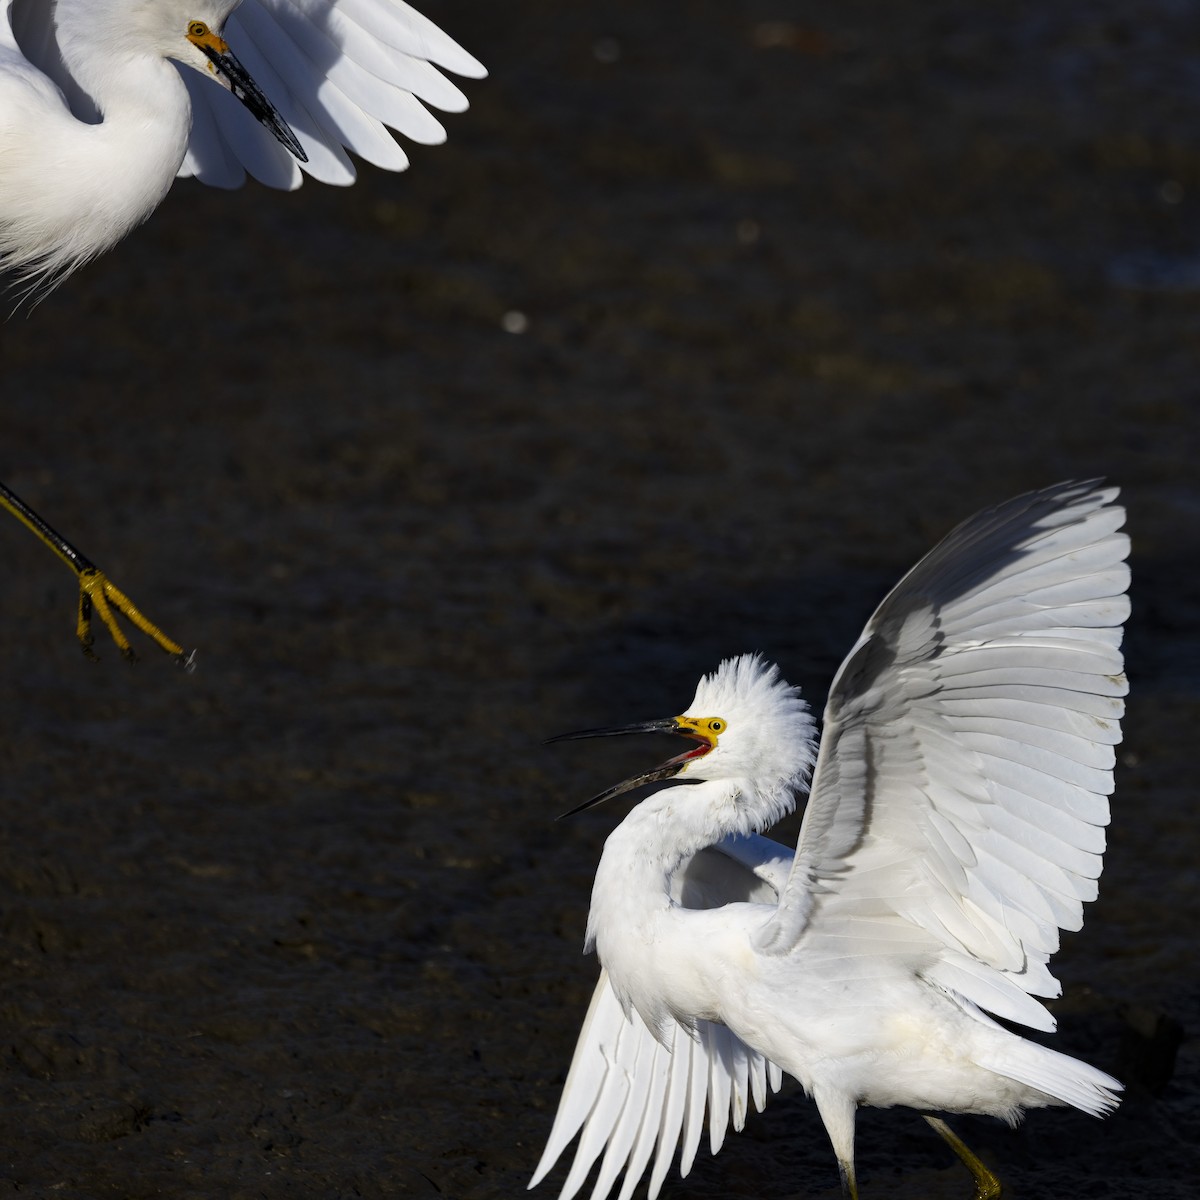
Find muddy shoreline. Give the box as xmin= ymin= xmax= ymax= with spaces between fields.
xmin=2 ymin=2 xmax=1197 ymax=1196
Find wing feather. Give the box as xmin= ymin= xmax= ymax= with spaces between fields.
xmin=613 ymin=1052 xmax=671 ymax=1200
xmin=235 ymin=0 xmax=383 ymax=178
xmin=677 ymin=1023 xmax=708 ymax=1179
xmin=179 ymin=83 xmax=250 ymax=187
xmin=590 ymin=1024 xmax=666 ymax=1200
xmin=704 ymin=1023 xmax=733 ymax=1154
xmin=727 ymin=1032 xmax=752 ymax=1131
xmin=179 ymin=0 xmax=483 ymax=189
xmin=758 ymin=481 xmax=1129 ymax=1033
xmin=645 ymin=1028 xmax=690 ymax=1196
xmin=529 ymin=970 xmax=785 ymax=1200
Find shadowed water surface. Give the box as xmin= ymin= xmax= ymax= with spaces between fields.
xmin=1 ymin=1 xmax=1198 ymax=1196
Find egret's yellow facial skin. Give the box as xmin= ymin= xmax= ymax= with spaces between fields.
xmin=675 ymin=715 xmax=726 ymax=742
xmin=186 ymin=21 xmax=230 ymax=68
xmin=673 ymin=715 xmax=727 ymax=769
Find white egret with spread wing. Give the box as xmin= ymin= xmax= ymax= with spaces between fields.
xmin=0 ymin=0 xmax=484 ymax=291
xmin=532 ymin=481 xmax=1128 ymax=1200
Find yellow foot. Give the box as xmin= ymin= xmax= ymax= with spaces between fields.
xmin=2 ymin=479 xmax=195 ymax=670
xmin=76 ymin=566 xmax=195 ymax=669
xmin=923 ymin=1116 xmax=1002 ymax=1200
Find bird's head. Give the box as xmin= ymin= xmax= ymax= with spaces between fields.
xmin=134 ymin=2 xmax=307 ymax=161
xmin=552 ymin=654 xmax=817 ymax=825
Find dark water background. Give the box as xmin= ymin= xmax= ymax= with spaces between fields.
xmin=1 ymin=1 xmax=1198 ymax=1196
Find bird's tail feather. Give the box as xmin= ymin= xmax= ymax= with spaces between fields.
xmin=977 ymin=1038 xmax=1122 ymax=1118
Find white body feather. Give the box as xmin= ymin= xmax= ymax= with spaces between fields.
xmin=533 ymin=481 xmax=1128 ymax=1199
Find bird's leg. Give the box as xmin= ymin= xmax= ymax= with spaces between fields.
xmin=815 ymin=1088 xmax=860 ymax=1200
xmin=837 ymin=1159 xmax=859 ymax=1200
xmin=1 ymin=480 xmax=194 ymax=669
xmin=923 ymin=1116 xmax=1002 ymax=1200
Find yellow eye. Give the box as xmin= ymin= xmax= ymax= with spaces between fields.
xmin=708 ymin=719 xmax=725 ymax=734
xmin=188 ymin=22 xmax=209 ymax=38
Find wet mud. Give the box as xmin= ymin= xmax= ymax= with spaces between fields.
xmin=1 ymin=1 xmax=1198 ymax=1196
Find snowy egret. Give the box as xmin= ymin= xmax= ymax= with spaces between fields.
xmin=532 ymin=481 xmax=1129 ymax=1200
xmin=2 ymin=3 xmax=482 ymax=657
xmin=0 ymin=0 xmax=485 ymax=291
xmin=0 ymin=479 xmax=193 ymax=666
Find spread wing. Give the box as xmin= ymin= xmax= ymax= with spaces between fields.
xmin=531 ymin=839 xmax=790 ymax=1200
xmin=179 ymin=0 xmax=485 ymax=188
xmin=758 ymin=481 xmax=1130 ymax=1032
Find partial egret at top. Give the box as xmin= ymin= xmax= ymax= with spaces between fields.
xmin=0 ymin=0 xmax=485 ymax=290
xmin=532 ymin=481 xmax=1129 ymax=1200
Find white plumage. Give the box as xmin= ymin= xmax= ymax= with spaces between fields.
xmin=532 ymin=481 xmax=1128 ymax=1200
xmin=178 ymin=0 xmax=483 ymax=188
xmin=0 ymin=0 xmax=484 ymax=289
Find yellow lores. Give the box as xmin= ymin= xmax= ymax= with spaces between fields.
xmin=672 ymin=716 xmax=725 ymax=763
xmin=0 ymin=480 xmax=193 ymax=668
xmin=186 ymin=21 xmax=231 ymax=70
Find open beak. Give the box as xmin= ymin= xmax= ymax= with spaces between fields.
xmin=549 ymin=717 xmax=719 ymax=818
xmin=187 ymin=25 xmax=308 ymax=162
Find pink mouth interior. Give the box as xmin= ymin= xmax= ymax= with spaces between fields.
xmin=662 ymin=734 xmax=714 ymax=769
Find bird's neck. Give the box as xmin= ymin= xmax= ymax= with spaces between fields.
xmin=588 ymin=776 xmax=772 ymax=926
xmin=585 ymin=779 xmax=758 ymax=1033
xmin=0 ymin=39 xmax=191 ymax=286
xmin=585 ymin=783 xmax=738 ymax=951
